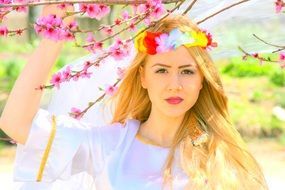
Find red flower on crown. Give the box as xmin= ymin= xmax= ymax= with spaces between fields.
xmin=144 ymin=31 xmax=163 ymax=55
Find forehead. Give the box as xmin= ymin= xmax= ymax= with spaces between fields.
xmin=145 ymin=46 xmax=197 ymax=67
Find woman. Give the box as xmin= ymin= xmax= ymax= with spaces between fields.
xmin=0 ymin=5 xmax=268 ymax=190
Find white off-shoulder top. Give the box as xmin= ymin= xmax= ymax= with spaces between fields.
xmin=13 ymin=109 xmax=190 ymax=190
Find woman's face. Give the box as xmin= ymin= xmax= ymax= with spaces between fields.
xmin=140 ymin=46 xmax=204 ymax=118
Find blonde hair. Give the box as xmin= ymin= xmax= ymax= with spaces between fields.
xmin=105 ymin=15 xmax=268 ymax=189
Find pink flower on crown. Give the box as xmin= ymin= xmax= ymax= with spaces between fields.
xmin=155 ymin=33 xmax=172 ymax=53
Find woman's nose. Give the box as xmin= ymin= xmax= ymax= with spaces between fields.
xmin=167 ymin=74 xmax=183 ymax=91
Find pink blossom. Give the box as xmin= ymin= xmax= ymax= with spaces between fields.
xmin=275 ymin=0 xmax=285 ymax=13
xmin=109 ymin=46 xmax=126 ymax=60
xmin=14 ymin=0 xmax=29 ymax=13
xmin=81 ymin=69 xmax=93 ymax=78
xmin=72 ymin=73 xmax=80 ymax=81
xmin=57 ymin=3 xmax=73 ymax=10
xmin=94 ymin=41 xmax=103 ymax=50
xmin=85 ymin=34 xmax=103 ymax=53
xmin=79 ymin=3 xmax=88 ymax=12
xmin=83 ymin=61 xmax=92 ymax=70
xmin=114 ymin=37 xmax=123 ymax=46
xmin=86 ymin=32 xmax=95 ymax=43
xmin=0 ymin=26 xmax=8 ymax=36
xmin=143 ymin=17 xmax=152 ymax=26
xmin=34 ymin=24 xmax=43 ymax=34
xmin=67 ymin=21 xmax=78 ymax=30
xmin=150 ymin=4 xmax=165 ymax=18
xmin=70 ymin=107 xmax=82 ymax=120
xmin=86 ymin=4 xmax=98 ymax=18
xmin=85 ymin=44 xmax=97 ymax=53
xmin=132 ymin=5 xmax=138 ymax=15
xmin=15 ymin=6 xmax=28 ymax=13
xmin=129 ymin=20 xmax=136 ymax=32
xmin=137 ymin=4 xmax=148 ymax=14
xmin=81 ymin=62 xmax=93 ymax=79
xmin=85 ymin=4 xmax=110 ymax=20
xmin=122 ymin=40 xmax=132 ymax=55
xmin=122 ymin=10 xmax=130 ymax=20
xmin=114 ymin=18 xmax=122 ymax=26
xmin=117 ymin=67 xmax=126 ymax=79
xmin=0 ymin=0 xmax=12 ymax=3
xmin=104 ymin=84 xmax=118 ymax=96
xmin=98 ymin=4 xmax=110 ymax=19
xmin=0 ymin=0 xmax=12 ymax=12
xmin=61 ymin=30 xmax=75 ymax=41
xmin=280 ymin=52 xmax=285 ymax=61
xmin=43 ymin=25 xmax=61 ymax=41
xmin=102 ymin=26 xmax=113 ymax=35
xmin=34 ymin=14 xmax=75 ymax=41
xmin=50 ymin=72 xmax=63 ymax=89
xmin=109 ymin=40 xmax=131 ymax=60
xmin=147 ymin=0 xmax=162 ymax=6
xmin=16 ymin=29 xmax=24 ymax=36
xmin=62 ymin=66 xmax=72 ymax=81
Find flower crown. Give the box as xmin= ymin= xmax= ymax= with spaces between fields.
xmin=134 ymin=28 xmax=217 ymax=55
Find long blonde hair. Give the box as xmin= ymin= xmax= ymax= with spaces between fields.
xmin=105 ymin=15 xmax=268 ymax=190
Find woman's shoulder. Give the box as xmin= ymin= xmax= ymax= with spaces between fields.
xmin=92 ymin=118 xmax=140 ymax=137
xmin=88 ymin=118 xmax=141 ymax=155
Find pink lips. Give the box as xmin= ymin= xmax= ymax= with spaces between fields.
xmin=165 ymin=97 xmax=183 ymax=105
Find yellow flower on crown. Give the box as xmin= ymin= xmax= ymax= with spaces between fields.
xmin=184 ymin=31 xmax=208 ymax=48
xmin=134 ymin=30 xmax=147 ymax=52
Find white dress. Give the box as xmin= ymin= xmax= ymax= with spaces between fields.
xmin=13 ymin=109 xmax=190 ymax=190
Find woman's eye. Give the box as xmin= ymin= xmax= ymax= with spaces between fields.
xmin=182 ymin=70 xmax=194 ymax=75
xmin=155 ymin=69 xmax=194 ymax=75
xmin=155 ymin=69 xmax=167 ymax=73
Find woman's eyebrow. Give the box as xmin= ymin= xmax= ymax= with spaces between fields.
xmin=152 ymin=63 xmax=195 ymax=68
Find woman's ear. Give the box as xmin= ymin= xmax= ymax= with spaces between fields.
xmin=139 ymin=66 xmax=146 ymax=89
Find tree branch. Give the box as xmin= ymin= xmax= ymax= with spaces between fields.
xmin=197 ymin=0 xmax=251 ymax=24
xmin=0 ymin=0 xmax=182 ymax=8
xmin=253 ymin=34 xmax=285 ymax=49
xmin=182 ymin=0 xmax=198 ymax=15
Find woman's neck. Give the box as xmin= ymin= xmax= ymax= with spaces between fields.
xmin=138 ymin=110 xmax=185 ymax=147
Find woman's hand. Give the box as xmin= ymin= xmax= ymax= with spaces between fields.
xmin=41 ymin=4 xmax=75 ymax=25
xmin=0 ymin=4 xmax=76 ymax=145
